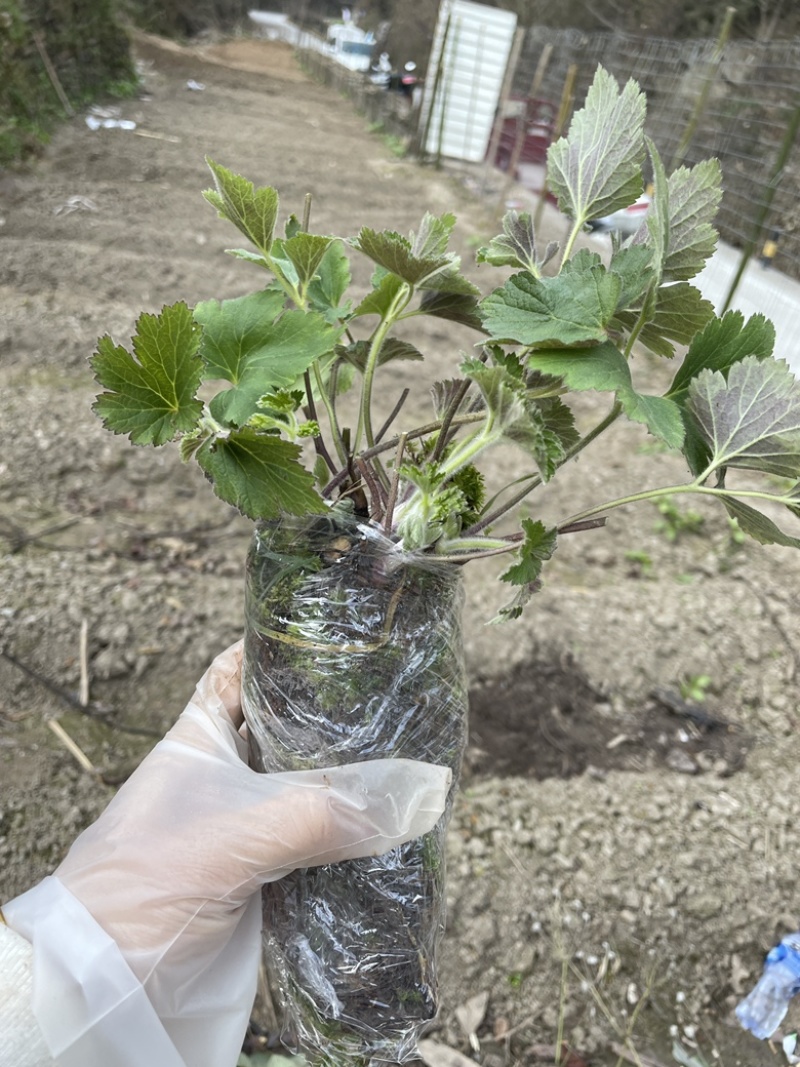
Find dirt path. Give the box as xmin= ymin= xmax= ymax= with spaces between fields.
xmin=2 ymin=35 xmax=800 ymax=1067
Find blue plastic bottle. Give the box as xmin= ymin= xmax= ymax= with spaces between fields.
xmin=736 ymin=933 xmax=800 ymax=1040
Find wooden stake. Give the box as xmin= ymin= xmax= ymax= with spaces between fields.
xmin=484 ymin=25 xmax=525 ymax=192
xmin=47 ymin=719 xmax=97 ymax=777
xmin=497 ymin=42 xmax=553 ymax=212
xmin=32 ymin=32 xmax=75 ymax=117
xmin=534 ymin=62 xmax=577 ymax=230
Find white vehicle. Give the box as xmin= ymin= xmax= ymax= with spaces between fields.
xmin=324 ymin=22 xmax=375 ymax=72
xmin=587 ymin=193 xmax=651 ymax=236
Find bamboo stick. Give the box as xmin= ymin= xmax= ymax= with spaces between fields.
xmin=33 ymin=32 xmax=75 ymax=117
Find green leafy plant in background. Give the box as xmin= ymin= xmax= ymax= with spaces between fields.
xmin=90 ymin=65 xmax=800 ymax=1065
xmin=679 ymin=672 xmax=713 ymax=703
xmin=654 ymin=496 xmax=706 ymax=541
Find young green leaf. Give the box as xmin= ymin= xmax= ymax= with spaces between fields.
xmin=667 ymin=311 xmax=775 ymax=403
xmin=494 ymin=518 xmax=558 ymax=621
xmin=662 ymin=158 xmax=722 ymax=282
xmin=431 ymin=377 xmax=470 ymax=419
xmin=307 ymin=239 xmax=352 ymax=322
xmin=91 ymin=302 xmax=203 ymax=446
xmin=196 ymin=428 xmax=326 ymax=519
xmin=476 ymin=210 xmax=557 ymax=275
xmin=351 ymin=272 xmax=407 ymax=319
xmin=353 ymin=224 xmax=458 ymax=286
xmin=687 ymin=356 xmax=800 ymax=478
xmin=282 ymin=232 xmax=335 ymax=292
xmin=203 ymin=159 xmax=279 ymax=257
xmin=463 ymin=361 xmax=572 ymax=479
xmin=547 ymin=67 xmax=646 ymax=227
xmin=410 ymin=211 xmax=457 ymax=257
xmin=480 ymin=252 xmax=621 ymax=348
xmin=194 ymin=292 xmax=341 ymax=426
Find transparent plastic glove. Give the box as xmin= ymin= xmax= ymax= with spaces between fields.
xmin=4 ymin=641 xmax=451 ymax=1067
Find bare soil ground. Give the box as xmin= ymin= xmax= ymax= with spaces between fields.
xmin=2 ymin=34 xmax=800 ymax=1067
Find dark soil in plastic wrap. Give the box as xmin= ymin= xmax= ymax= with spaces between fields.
xmin=242 ymin=514 xmax=468 ymax=1065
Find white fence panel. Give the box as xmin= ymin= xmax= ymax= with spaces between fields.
xmin=422 ymin=0 xmax=517 ymax=163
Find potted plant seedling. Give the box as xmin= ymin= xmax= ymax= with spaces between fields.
xmin=91 ymin=67 xmax=800 ymax=1066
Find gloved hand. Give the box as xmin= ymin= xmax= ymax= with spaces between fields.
xmin=3 ymin=641 xmax=451 ymax=1067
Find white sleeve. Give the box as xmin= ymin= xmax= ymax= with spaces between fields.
xmin=2 ymin=877 xmax=260 ymax=1067
xmin=0 ymin=920 xmax=55 ymax=1067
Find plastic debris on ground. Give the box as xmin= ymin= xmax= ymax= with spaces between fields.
xmin=54 ymin=196 xmax=98 ymax=216
xmin=736 ymin=932 xmax=800 ymax=1040
xmin=186 ymin=80 xmax=206 ymax=91
xmin=85 ymin=105 xmax=136 ymax=131
xmin=784 ymin=1033 xmax=800 ymax=1065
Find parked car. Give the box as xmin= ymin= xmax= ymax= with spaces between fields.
xmin=587 ymin=193 xmax=651 ymax=236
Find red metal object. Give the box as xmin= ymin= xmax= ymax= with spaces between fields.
xmin=488 ymin=96 xmax=557 ymax=175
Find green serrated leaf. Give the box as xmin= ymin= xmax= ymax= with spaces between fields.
xmin=629 ymin=282 xmax=715 ymax=357
xmin=431 ymin=378 xmax=469 ymax=418
xmin=668 ymin=311 xmax=775 ymax=403
xmin=476 ymin=210 xmax=557 ymax=275
xmin=502 ymin=408 xmax=568 ymax=481
xmin=463 ymin=361 xmax=572 ymax=478
xmin=662 ymin=158 xmax=722 ymax=282
xmin=608 ymin=245 xmax=656 ymax=309
xmin=307 ymin=239 xmax=352 ymax=322
xmin=267 ymin=237 xmax=300 ymax=289
xmin=410 ymin=211 xmax=457 ymax=257
xmin=194 ymin=291 xmax=341 ymax=426
xmin=462 ymin=360 xmax=526 ymax=429
xmin=537 ymin=395 xmax=581 ymax=453
xmin=203 ymin=159 xmax=279 ymax=256
xmin=91 ymin=302 xmax=203 ymax=446
xmin=546 ymin=66 xmax=646 ymax=226
xmin=417 ymin=290 xmax=484 ymax=331
xmin=526 ymin=342 xmax=684 ymax=449
xmin=480 ymin=253 xmax=621 ymax=348
xmin=720 ymin=496 xmax=800 ymax=549
xmin=353 ymin=225 xmax=454 ymax=286
xmin=621 ymin=392 xmax=685 ymax=449
xmin=282 ymin=232 xmax=334 ymax=290
xmin=494 ymin=518 xmax=558 ymax=621
xmin=687 ymin=356 xmax=800 ymax=478
xmin=351 ymin=272 xmax=406 ymax=319
xmin=336 ymin=337 xmax=424 ymax=371
xmin=196 ymin=428 xmax=326 ymax=519
xmin=526 ymin=341 xmax=630 ymax=393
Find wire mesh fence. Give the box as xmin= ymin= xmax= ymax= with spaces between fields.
xmin=515 ymin=27 xmax=800 ymax=285
xmin=293 ymin=21 xmax=800 ymax=340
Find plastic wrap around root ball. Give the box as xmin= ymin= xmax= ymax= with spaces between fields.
xmin=242 ymin=512 xmax=468 ymax=1066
